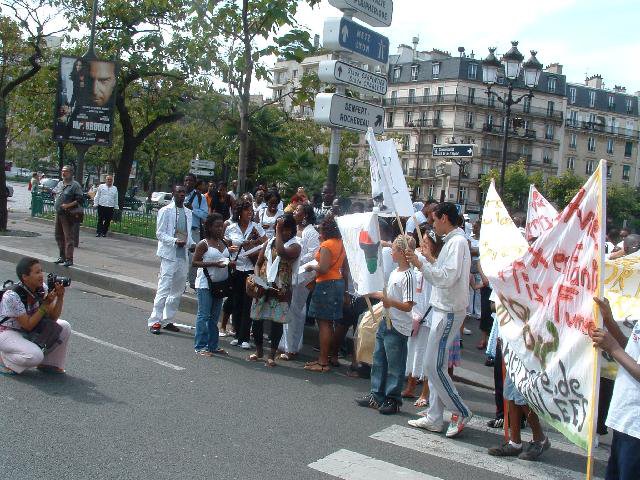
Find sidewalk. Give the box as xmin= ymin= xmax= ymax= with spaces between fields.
xmin=2 ymin=212 xmax=495 ymax=390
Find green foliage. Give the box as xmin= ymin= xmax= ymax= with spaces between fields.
xmin=544 ymin=170 xmax=583 ymax=208
xmin=478 ymin=160 xmax=533 ymax=212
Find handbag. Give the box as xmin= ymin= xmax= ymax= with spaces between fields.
xmin=68 ymin=205 xmax=84 ymax=223
xmin=245 ymin=274 xmax=266 ymax=299
xmin=202 ymin=267 xmax=232 ymax=298
xmin=23 ymin=317 xmax=63 ymax=353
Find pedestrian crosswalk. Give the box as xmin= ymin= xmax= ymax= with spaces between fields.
xmin=308 ymin=412 xmax=606 ymax=480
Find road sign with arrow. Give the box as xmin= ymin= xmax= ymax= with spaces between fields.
xmin=432 ymin=144 xmax=475 ymax=158
xmin=323 ymin=17 xmax=390 ymax=67
xmin=314 ymin=93 xmax=384 ymax=134
xmin=327 ymin=0 xmax=393 ymax=27
xmin=318 ymin=60 xmax=388 ymax=95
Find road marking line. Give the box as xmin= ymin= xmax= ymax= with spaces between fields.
xmin=371 ymin=425 xmax=603 ymax=480
xmin=71 ymin=330 xmax=186 ymax=371
xmin=308 ymin=449 xmax=441 ymax=480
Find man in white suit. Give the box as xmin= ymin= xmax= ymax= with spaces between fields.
xmin=147 ymin=185 xmax=195 ymax=334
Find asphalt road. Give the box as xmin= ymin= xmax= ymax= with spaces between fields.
xmin=0 ymin=260 xmax=607 ymax=480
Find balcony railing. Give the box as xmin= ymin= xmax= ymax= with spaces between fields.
xmin=408 ymin=168 xmax=436 ymax=179
xmin=384 ymin=93 xmax=564 ymax=120
xmin=481 ymin=148 xmax=532 ymax=162
xmin=404 ymin=119 xmax=442 ymax=128
xmin=565 ymin=119 xmax=640 ymax=139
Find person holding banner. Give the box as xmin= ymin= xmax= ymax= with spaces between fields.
xmin=591 ymin=297 xmax=640 ymax=480
xmin=406 ymin=202 xmax=473 ymax=438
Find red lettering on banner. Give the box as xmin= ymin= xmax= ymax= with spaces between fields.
xmin=562 ymin=188 xmax=586 ymax=223
xmin=554 ymin=284 xmax=580 ymax=324
xmin=528 ymin=246 xmax=549 ymax=269
xmin=553 ymin=252 xmax=569 ymax=272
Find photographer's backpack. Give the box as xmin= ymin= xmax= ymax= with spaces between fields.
xmin=0 ymin=280 xmax=29 ymax=325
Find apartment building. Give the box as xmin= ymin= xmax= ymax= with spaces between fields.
xmin=562 ymin=75 xmax=639 ymax=185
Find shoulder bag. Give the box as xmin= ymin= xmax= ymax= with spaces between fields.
xmin=201 ymin=240 xmax=233 ymax=298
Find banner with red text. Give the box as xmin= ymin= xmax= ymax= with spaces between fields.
xmin=525 ymin=184 xmax=559 ymax=241
xmin=480 ymin=165 xmax=605 ymax=450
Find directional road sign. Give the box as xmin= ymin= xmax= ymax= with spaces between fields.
xmin=327 ymin=0 xmax=393 ymax=27
xmin=323 ymin=17 xmax=390 ymax=67
xmin=432 ymin=144 xmax=475 ymax=158
xmin=190 ymin=157 xmax=216 ymax=177
xmin=314 ymin=93 xmax=384 ymax=134
xmin=318 ymin=60 xmax=388 ymax=96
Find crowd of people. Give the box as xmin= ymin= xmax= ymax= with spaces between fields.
xmin=3 ymin=171 xmax=638 ymax=479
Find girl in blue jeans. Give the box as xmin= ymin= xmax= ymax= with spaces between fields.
xmin=192 ymin=213 xmax=231 ymax=356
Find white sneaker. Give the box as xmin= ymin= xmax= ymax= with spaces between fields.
xmin=240 ymin=341 xmax=252 ymax=350
xmin=445 ymin=412 xmax=473 ymax=438
xmin=219 ymin=331 xmax=228 ymax=337
xmin=408 ymin=417 xmax=443 ymax=433
xmin=463 ymin=327 xmax=472 ymax=335
xmin=230 ymin=339 xmax=239 ymax=346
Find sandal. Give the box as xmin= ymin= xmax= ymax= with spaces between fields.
xmin=304 ymin=360 xmax=320 ymax=367
xmin=265 ymin=359 xmax=276 ymax=368
xmin=414 ymin=398 xmax=429 ymax=407
xmin=195 ymin=350 xmax=214 ymax=357
xmin=304 ymin=362 xmax=330 ymax=373
xmin=248 ymin=354 xmax=263 ymax=362
xmin=0 ymin=365 xmax=16 ymax=376
xmin=211 ymin=348 xmax=228 ymax=355
xmin=277 ymin=352 xmax=297 ymax=361
xmin=36 ymin=365 xmax=65 ymax=374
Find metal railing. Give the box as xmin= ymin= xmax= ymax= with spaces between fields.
xmin=480 ymin=148 xmax=532 ymax=162
xmin=564 ymin=119 xmax=640 ymax=139
xmin=404 ymin=118 xmax=442 ymax=128
xmin=30 ymin=192 xmax=157 ymax=239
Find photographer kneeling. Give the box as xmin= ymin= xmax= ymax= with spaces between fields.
xmin=0 ymin=257 xmax=71 ymax=375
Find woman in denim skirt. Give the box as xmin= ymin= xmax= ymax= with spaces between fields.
xmin=304 ymin=216 xmax=346 ymax=373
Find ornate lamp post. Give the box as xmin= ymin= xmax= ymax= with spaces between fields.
xmin=482 ymin=42 xmax=542 ymax=194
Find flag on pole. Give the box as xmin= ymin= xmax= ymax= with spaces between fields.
xmin=480 ymin=161 xmax=606 ymax=451
xmin=525 ymin=184 xmax=559 ymax=241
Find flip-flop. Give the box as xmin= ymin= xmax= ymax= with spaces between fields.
xmin=304 ymin=360 xmax=320 ymax=367
xmin=265 ymin=359 xmax=276 ymax=368
xmin=414 ymin=398 xmax=429 ymax=407
xmin=304 ymin=363 xmax=330 ymax=373
xmin=248 ymin=354 xmax=263 ymax=362
xmin=0 ymin=366 xmax=16 ymax=376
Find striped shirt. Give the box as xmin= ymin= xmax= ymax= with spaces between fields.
xmin=386 ymin=268 xmax=416 ymax=336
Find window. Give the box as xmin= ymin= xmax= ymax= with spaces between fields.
xmin=437 ymin=86 xmax=444 ymax=101
xmin=588 ymin=137 xmax=596 ymax=152
xmin=432 ymin=135 xmax=438 ymax=144
xmin=468 ymin=63 xmax=477 ymax=80
xmin=522 ymin=145 xmax=530 ymax=157
xmin=408 ymin=88 xmax=416 ymax=104
xmin=458 ymin=187 xmax=467 ymax=202
xmin=569 ymin=87 xmax=577 ymax=104
xmin=486 ymin=113 xmax=494 ymax=128
xmin=411 ymin=65 xmax=419 ymax=81
xmin=386 ymin=112 xmax=394 ymax=128
xmin=523 ymin=96 xmax=531 ymax=113
xmin=569 ymin=133 xmax=577 ymax=148
xmin=607 ymin=165 xmax=612 ymax=178
xmin=607 ymin=138 xmax=614 ymax=154
xmin=586 ymin=160 xmax=594 ymax=175
xmin=548 ymin=77 xmax=556 ymax=93
xmin=608 ymin=95 xmax=615 ymax=111
xmin=466 ymin=111 xmax=474 ymax=128
xmin=545 ymin=125 xmax=554 ymax=140
xmin=432 ymin=62 xmax=440 ymax=78
xmin=423 ymin=87 xmax=431 ymax=100
xmin=488 ymin=95 xmax=496 ymax=108
xmin=547 ymin=101 xmax=555 ymax=117
xmin=543 ymin=149 xmax=552 ymax=164
xmin=566 ymin=156 xmax=575 ymax=170
xmin=482 ymin=163 xmax=491 ymax=175
xmin=390 ymin=90 xmax=397 ymax=105
xmin=402 ymin=135 xmax=410 ymax=151
xmin=467 ymin=88 xmax=475 ymax=104
xmin=589 ymin=91 xmax=596 ymax=108
xmin=625 ymin=141 xmax=633 ymax=157
xmin=428 ymin=184 xmax=434 ymax=199
xmin=626 ymin=98 xmax=633 ymax=114
xmin=434 ymin=110 xmax=441 ymax=125
xmin=405 ymin=111 xmax=413 ymax=125
xmin=393 ymin=67 xmax=402 ymax=80
xmin=569 ymin=110 xmax=578 ymax=124
xmin=623 ymin=164 xmax=631 ymax=181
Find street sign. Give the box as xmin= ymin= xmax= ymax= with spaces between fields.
xmin=190 ymin=157 xmax=216 ymax=177
xmin=432 ymin=144 xmax=475 ymax=158
xmin=327 ymin=0 xmax=393 ymax=28
xmin=314 ymin=93 xmax=384 ymax=134
xmin=323 ymin=17 xmax=390 ymax=67
xmin=318 ymin=60 xmax=388 ymax=96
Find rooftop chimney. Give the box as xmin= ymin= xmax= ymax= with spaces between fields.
xmin=544 ymin=63 xmax=563 ymax=75
xmin=412 ymin=36 xmax=419 ymax=61
xmin=585 ymin=74 xmax=603 ymax=89
xmin=613 ymin=85 xmax=626 ymax=93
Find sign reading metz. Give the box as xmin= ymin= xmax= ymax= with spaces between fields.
xmin=327 ymin=0 xmax=393 ymax=27
xmin=318 ymin=60 xmax=387 ymax=96
xmin=314 ymin=93 xmax=384 ymax=134
xmin=432 ymin=144 xmax=475 ymax=158
xmin=323 ymin=17 xmax=389 ymax=67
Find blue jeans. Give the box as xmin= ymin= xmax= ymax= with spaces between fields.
xmin=195 ymin=289 xmax=223 ymax=351
xmin=606 ymin=429 xmax=640 ymax=480
xmin=370 ymin=320 xmax=408 ymax=404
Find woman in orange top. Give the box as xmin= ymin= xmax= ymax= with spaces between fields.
xmin=304 ymin=216 xmax=345 ymax=373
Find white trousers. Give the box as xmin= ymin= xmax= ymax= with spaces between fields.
xmin=278 ymin=284 xmax=309 ymax=353
xmin=426 ymin=309 xmax=471 ymax=424
xmin=148 ymin=256 xmax=188 ymax=326
xmin=0 ymin=320 xmax=71 ymax=374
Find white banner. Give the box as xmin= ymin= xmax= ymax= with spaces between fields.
xmin=525 ymin=184 xmax=559 ymax=241
xmin=480 ymin=163 xmax=605 ymax=450
xmin=336 ymin=212 xmax=385 ymax=296
xmin=366 ymin=129 xmax=414 ymax=218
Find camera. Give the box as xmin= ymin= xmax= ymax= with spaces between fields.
xmin=47 ymin=272 xmax=71 ymax=290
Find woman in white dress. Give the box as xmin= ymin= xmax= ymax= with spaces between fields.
xmin=259 ymin=191 xmax=284 ymax=239
xmin=278 ymin=203 xmax=320 ymax=360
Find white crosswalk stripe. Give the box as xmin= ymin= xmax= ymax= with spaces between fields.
xmin=308 ymin=411 xmax=607 ymax=480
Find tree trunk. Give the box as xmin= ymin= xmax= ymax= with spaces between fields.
xmin=115 ymin=141 xmax=136 ymax=209
xmin=0 ymin=100 xmax=8 ymax=231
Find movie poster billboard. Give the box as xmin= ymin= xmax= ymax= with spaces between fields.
xmin=53 ymin=56 xmax=118 ymax=146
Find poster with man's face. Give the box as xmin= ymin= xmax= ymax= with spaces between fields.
xmin=53 ymin=56 xmax=118 ymax=145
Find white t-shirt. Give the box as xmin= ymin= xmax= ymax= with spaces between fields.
xmin=386 ymin=268 xmax=415 ymax=336
xmin=224 ymin=222 xmax=266 ymax=272
xmin=406 ymin=211 xmax=427 ymax=234
xmin=195 ymin=240 xmax=230 ymax=289
xmin=606 ymin=321 xmax=640 ymax=439
xmin=259 ymin=208 xmax=284 ymax=239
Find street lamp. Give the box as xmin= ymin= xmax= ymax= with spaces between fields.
xmin=482 ymin=42 xmax=542 ymax=195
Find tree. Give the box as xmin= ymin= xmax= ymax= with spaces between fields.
xmin=0 ymin=0 xmax=62 ymax=230
xmin=479 ymin=160 xmax=540 ymax=213
xmin=190 ymin=0 xmax=321 ymax=194
xmin=543 ymin=169 xmax=583 ymax=209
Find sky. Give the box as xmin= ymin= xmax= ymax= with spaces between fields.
xmin=255 ymin=0 xmax=640 ymax=96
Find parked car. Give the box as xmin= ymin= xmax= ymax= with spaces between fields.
xmin=37 ymin=178 xmax=60 ymax=200
xmin=149 ymin=191 xmax=172 ymax=208
xmin=5 ymin=185 xmax=13 ymax=197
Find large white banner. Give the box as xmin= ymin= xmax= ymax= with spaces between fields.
xmin=525 ymin=184 xmax=559 ymax=241
xmin=336 ymin=212 xmax=385 ymax=296
xmin=366 ymin=129 xmax=414 ymax=218
xmin=480 ymin=164 xmax=605 ymax=450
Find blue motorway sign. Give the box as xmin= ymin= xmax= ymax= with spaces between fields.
xmin=323 ymin=17 xmax=390 ymax=66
